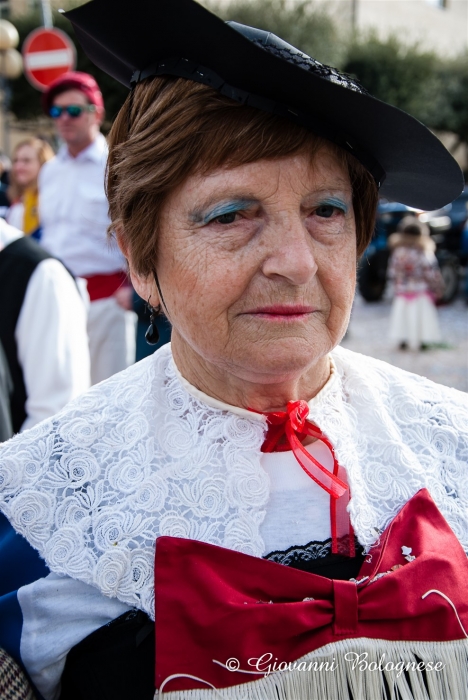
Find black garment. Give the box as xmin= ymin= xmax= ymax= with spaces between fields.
xmin=0 ymin=339 xmax=13 ymax=442
xmin=59 ymin=541 xmax=365 ymax=700
xmin=264 ymin=536 xmax=365 ymax=579
xmin=0 ymin=237 xmax=53 ymax=433
xmin=59 ymin=610 xmax=154 ymax=700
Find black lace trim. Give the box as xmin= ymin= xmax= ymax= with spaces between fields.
xmin=251 ymin=39 xmax=369 ymax=95
xmin=264 ymin=536 xmax=362 ymax=566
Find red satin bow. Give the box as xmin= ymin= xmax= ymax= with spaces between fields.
xmin=261 ymin=400 xmax=347 ymax=499
xmin=256 ymin=400 xmax=351 ymax=554
xmin=155 ymin=489 xmax=468 ymax=693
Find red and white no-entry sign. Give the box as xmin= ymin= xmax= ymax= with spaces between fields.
xmin=22 ymin=27 xmax=76 ymax=91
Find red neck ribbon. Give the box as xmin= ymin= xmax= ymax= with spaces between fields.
xmin=256 ymin=400 xmax=353 ymax=555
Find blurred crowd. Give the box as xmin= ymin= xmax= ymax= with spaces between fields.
xmin=0 ymin=71 xmax=170 ymax=439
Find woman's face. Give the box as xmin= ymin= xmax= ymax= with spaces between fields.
xmin=135 ymin=147 xmax=357 ymax=388
xmin=12 ymin=145 xmax=41 ymax=188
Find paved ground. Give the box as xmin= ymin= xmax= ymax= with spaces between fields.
xmin=341 ymin=293 xmax=468 ymax=392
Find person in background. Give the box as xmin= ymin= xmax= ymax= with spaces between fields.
xmin=0 ymin=154 xmax=11 ymax=219
xmin=0 ymin=217 xmax=90 ymax=433
xmin=6 ymin=138 xmax=54 ymax=240
xmin=39 ymin=71 xmax=136 ymax=385
xmin=387 ymin=215 xmax=444 ymax=351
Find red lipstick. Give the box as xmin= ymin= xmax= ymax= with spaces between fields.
xmin=244 ymin=305 xmax=317 ymax=320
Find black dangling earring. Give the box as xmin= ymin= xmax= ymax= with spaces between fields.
xmin=145 ymin=301 xmax=160 ymax=345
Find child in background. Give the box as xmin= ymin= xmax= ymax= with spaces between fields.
xmin=388 ymin=216 xmax=444 ymax=350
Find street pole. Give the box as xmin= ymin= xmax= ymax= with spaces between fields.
xmin=41 ymin=0 xmax=53 ymax=29
xmin=0 ymin=69 xmax=8 ymax=157
xmin=351 ymin=0 xmax=358 ymax=32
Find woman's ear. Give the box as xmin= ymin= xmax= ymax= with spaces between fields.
xmin=114 ymin=225 xmax=129 ymax=259
xmin=115 ymin=226 xmax=160 ymax=306
xmin=131 ymin=273 xmax=160 ymax=308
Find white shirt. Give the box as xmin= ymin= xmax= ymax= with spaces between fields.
xmin=0 ymin=219 xmax=90 ymax=431
xmin=6 ymin=201 xmax=24 ymax=231
xmin=38 ymin=134 xmax=125 ymax=278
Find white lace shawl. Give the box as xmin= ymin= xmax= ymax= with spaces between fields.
xmin=0 ymin=344 xmax=467 ymax=620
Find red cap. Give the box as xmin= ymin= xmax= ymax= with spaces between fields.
xmin=42 ymin=71 xmax=104 ymax=113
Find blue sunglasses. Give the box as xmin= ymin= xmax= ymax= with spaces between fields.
xmin=49 ymin=104 xmax=96 ymax=119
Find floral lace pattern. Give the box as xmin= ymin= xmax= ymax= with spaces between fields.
xmin=0 ymin=344 xmax=467 ymax=620
xmin=0 ymin=346 xmax=268 ymax=618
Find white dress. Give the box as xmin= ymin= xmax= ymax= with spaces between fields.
xmin=387 ymin=244 xmax=443 ymax=349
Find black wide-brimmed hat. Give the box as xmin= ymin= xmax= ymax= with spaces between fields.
xmin=64 ymin=0 xmax=463 ymax=210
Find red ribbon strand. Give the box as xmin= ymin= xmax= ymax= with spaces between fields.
xmin=255 ymin=400 xmax=353 ymax=554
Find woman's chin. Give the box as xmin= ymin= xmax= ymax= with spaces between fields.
xmin=225 ymin=340 xmax=331 ymax=385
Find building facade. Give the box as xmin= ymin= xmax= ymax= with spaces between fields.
xmin=327 ymin=0 xmax=468 ymax=58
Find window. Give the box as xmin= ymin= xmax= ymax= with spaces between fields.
xmin=425 ymin=0 xmax=448 ymax=8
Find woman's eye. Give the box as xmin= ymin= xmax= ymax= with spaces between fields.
xmin=214 ymin=211 xmax=238 ymax=224
xmin=315 ymin=204 xmax=337 ymax=219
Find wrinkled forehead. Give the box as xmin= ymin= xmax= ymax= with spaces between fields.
xmin=197 ymin=143 xmax=353 ymax=191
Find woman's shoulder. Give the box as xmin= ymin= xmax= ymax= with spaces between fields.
xmin=0 ymin=343 xmax=173 ymax=459
xmin=0 ymin=340 xmax=269 ymax=617
xmin=332 ymin=345 xmax=467 ymax=409
xmin=3 ymin=353 xmax=138 ymax=440
xmin=0 ymin=344 xmax=172 ymax=512
xmin=331 ymin=346 xmax=468 ymax=553
xmin=0 ymin=346 xmax=174 ymax=608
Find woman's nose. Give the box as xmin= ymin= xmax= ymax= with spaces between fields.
xmin=261 ymin=217 xmax=318 ymax=285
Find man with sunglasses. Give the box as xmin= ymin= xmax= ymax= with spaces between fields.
xmin=39 ymin=72 xmax=136 ymax=385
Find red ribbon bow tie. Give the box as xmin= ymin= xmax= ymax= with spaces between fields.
xmin=260 ymin=400 xmax=347 ymax=500
xmin=155 ymin=489 xmax=468 ymax=694
xmin=256 ymin=400 xmax=351 ymax=554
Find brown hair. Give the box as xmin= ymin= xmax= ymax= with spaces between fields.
xmin=8 ymin=137 xmax=54 ymax=202
xmin=107 ymin=77 xmax=378 ymax=277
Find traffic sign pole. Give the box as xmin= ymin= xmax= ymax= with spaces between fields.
xmin=41 ymin=0 xmax=53 ymax=29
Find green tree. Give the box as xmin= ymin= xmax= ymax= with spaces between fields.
xmin=10 ymin=9 xmax=129 ymax=126
xmin=426 ymin=55 xmax=468 ymax=155
xmin=342 ymin=34 xmax=438 ymax=122
xmin=205 ymin=0 xmax=343 ymax=67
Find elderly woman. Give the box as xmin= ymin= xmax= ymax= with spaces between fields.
xmin=0 ymin=1 xmax=467 ymax=699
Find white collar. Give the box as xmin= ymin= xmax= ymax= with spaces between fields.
xmin=172 ymin=356 xmax=337 ymax=421
xmin=57 ymin=132 xmax=108 ymax=163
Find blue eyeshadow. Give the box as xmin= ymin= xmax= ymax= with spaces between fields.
xmin=191 ymin=198 xmax=255 ymax=224
xmin=317 ymin=197 xmax=348 ymax=213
